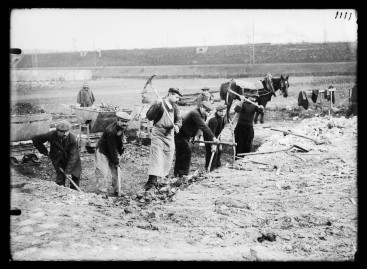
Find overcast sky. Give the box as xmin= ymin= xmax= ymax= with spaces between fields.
xmin=10 ymin=9 xmax=358 ymax=53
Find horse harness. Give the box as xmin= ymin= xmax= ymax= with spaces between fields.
xmin=258 ymin=77 xmax=287 ymax=97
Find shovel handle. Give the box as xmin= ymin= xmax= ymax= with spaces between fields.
xmin=117 ymin=166 xmax=122 ymax=197
xmin=59 ymin=168 xmax=82 ymax=192
xmin=228 ymin=89 xmax=260 ymax=108
xmin=207 ymin=151 xmax=216 ymax=172
xmin=193 ymin=140 xmax=236 ymax=146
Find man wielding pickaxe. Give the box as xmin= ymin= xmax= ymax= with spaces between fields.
xmin=143 ymin=75 xmax=183 ymax=190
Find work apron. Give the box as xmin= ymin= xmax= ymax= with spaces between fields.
xmin=147 ymin=107 xmax=175 ymax=178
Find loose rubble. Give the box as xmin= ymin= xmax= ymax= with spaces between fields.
xmin=10 ymin=113 xmax=357 ymax=261
xmin=11 ymin=102 xmax=46 ymax=115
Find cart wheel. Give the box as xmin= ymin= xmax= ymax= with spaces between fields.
xmin=10 ymin=157 xmax=19 ymax=165
xmin=30 ymin=154 xmax=40 ymax=163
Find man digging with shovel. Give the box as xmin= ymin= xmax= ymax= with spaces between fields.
xmin=173 ymin=101 xmax=219 ymax=179
xmin=32 ymin=120 xmax=82 ymax=191
xmin=94 ymin=111 xmax=132 ymax=198
xmin=233 ymin=90 xmax=264 ymax=157
xmin=204 ymin=104 xmax=227 ymax=172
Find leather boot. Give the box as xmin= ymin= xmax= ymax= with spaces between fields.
xmin=144 ymin=175 xmax=158 ymax=190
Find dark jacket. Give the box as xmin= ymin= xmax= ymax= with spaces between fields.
xmin=298 ymin=91 xmax=309 ymax=110
xmin=311 ymin=90 xmax=319 ymax=103
xmin=204 ymin=113 xmax=226 ymax=140
xmin=32 ymin=130 xmax=82 ymax=177
xmin=351 ymin=84 xmax=357 ymax=103
xmin=234 ymin=101 xmax=263 ymax=127
xmin=146 ymin=99 xmax=182 ymax=128
xmin=96 ymin=122 xmax=124 ymax=165
xmin=179 ymin=108 xmax=215 ymax=140
xmin=77 ymin=88 xmax=95 ymax=107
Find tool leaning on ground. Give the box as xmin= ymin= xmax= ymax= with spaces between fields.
xmin=58 ymin=167 xmax=83 ymax=192
xmin=143 ymin=74 xmax=178 ymax=133
xmin=270 ymin=128 xmax=325 ymax=145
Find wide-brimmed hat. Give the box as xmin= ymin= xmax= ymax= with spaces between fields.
xmin=168 ymin=88 xmax=183 ymax=97
xmin=56 ymin=120 xmax=71 ymax=131
xmin=116 ymin=111 xmax=132 ymax=122
xmin=201 ymin=101 xmax=213 ymax=112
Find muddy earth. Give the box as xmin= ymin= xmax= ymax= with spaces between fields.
xmin=9 ymin=79 xmax=358 ymax=261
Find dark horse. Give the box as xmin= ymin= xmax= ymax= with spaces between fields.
xmin=219 ymin=74 xmax=290 ymax=124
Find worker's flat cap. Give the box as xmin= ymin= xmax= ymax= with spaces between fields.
xmin=116 ymin=111 xmax=132 ymax=121
xmin=168 ymin=88 xmax=183 ymax=97
xmin=201 ymin=101 xmax=213 ymax=111
xmin=201 ymin=87 xmax=210 ymax=91
xmin=56 ymin=120 xmax=71 ymax=131
xmin=215 ymin=104 xmax=227 ymax=111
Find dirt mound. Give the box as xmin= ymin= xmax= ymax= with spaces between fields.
xmin=11 ymin=102 xmax=46 ymax=115
xmin=258 ymin=116 xmax=357 ymax=152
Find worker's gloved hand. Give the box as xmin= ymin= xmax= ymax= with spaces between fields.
xmin=211 ymin=144 xmax=217 ymax=152
xmin=65 ymin=174 xmax=72 ymax=180
xmin=212 ymin=137 xmax=220 ymax=145
xmin=173 ymin=125 xmax=179 ymax=133
xmin=114 ymin=164 xmax=120 ymax=169
xmin=157 ymin=97 xmax=163 ymax=103
xmin=258 ymin=105 xmax=265 ymax=113
xmin=239 ymin=95 xmax=245 ymax=101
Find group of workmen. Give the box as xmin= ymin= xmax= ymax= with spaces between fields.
xmin=31 ymin=83 xmax=264 ymax=197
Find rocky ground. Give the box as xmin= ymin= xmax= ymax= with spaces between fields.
xmin=9 ymin=76 xmax=358 ymax=261
xmin=10 ymin=108 xmax=358 ymax=261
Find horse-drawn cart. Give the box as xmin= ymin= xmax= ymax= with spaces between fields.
xmin=10 ymin=113 xmax=53 ymax=165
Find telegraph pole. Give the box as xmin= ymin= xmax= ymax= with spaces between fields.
xmin=93 ymin=38 xmax=96 ymax=68
xmin=324 ymin=22 xmax=327 ymax=43
xmin=253 ymin=21 xmax=255 ymax=64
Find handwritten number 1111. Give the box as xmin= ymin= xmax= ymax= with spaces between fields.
xmin=335 ymin=11 xmax=353 ymax=20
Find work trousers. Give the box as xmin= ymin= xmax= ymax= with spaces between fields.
xmin=95 ymin=148 xmax=118 ymax=194
xmin=205 ymin=144 xmax=222 ymax=171
xmin=174 ymin=132 xmax=191 ymax=177
xmin=55 ymin=170 xmax=80 ymax=190
xmin=234 ymin=124 xmax=254 ymax=156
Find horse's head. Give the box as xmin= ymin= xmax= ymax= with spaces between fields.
xmin=279 ymin=74 xmax=289 ymax=97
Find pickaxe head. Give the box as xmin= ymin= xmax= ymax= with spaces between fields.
xmin=143 ymin=74 xmax=156 ymax=90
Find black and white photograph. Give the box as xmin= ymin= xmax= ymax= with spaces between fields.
xmin=9 ymin=8 xmax=358 ymax=261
